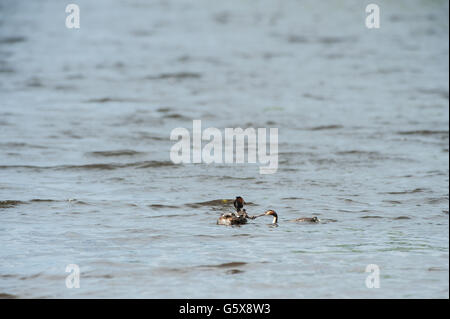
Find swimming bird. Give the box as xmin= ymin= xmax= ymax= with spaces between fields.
xmin=291 ymin=216 xmax=320 ymax=223
xmin=217 ymin=196 xmax=255 ymax=225
xmin=254 ymin=210 xmax=278 ymax=224
xmin=252 ymin=210 xmax=321 ymax=225
xmin=217 ymin=211 xmax=248 ymax=226
xmin=233 ymin=196 xmax=245 ymax=213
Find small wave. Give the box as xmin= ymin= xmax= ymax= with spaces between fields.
xmin=202 ymin=262 xmax=247 ymax=268
xmin=176 ymin=55 xmax=225 ymax=65
xmin=155 ymin=263 xmax=252 ymax=275
xmin=338 ymin=209 xmax=357 ymax=213
xmin=226 ymin=269 xmax=245 ymax=275
xmin=287 ymin=35 xmax=309 ymax=43
xmin=287 ymin=35 xmax=356 ymax=45
xmin=0 ymin=293 xmax=17 ymax=299
xmin=0 ymin=200 xmax=25 ymax=208
xmin=397 ymin=130 xmax=448 ymax=136
xmin=382 ymin=200 xmax=402 ymax=204
xmin=320 ymin=218 xmax=338 ymax=223
xmin=0 ymin=199 xmax=72 ymax=208
xmin=185 ymin=199 xmax=229 ymax=208
xmin=303 ymin=93 xmax=328 ymax=101
xmin=0 ymin=142 xmax=48 ymax=149
xmin=19 ymin=273 xmax=43 ymax=280
xmin=146 ymin=214 xmax=194 ymax=219
xmin=135 ymin=132 xmax=166 ymax=141
xmin=54 ymin=85 xmax=77 ymax=91
xmin=361 ymin=216 xmax=384 ymax=219
xmin=62 ymin=163 xmax=120 ymax=170
xmin=87 ymin=150 xmax=145 ymax=157
xmin=65 ymin=74 xmax=84 ymax=80
xmin=194 ymin=234 xmax=218 ymax=238
xmin=82 ymin=273 xmax=114 ymax=279
xmin=130 ymin=29 xmax=153 ymax=37
xmin=383 ymin=188 xmax=426 ymax=195
xmin=153 ymin=267 xmax=189 ymax=274
xmin=148 ymin=204 xmax=180 ymax=209
xmin=220 ymin=176 xmax=255 ymax=181
xmin=162 ymin=113 xmax=191 ymax=120
xmin=426 ymin=197 xmax=448 ymax=204
xmin=393 ymin=216 xmax=411 ymax=220
xmin=213 ymin=11 xmax=231 ymax=24
xmin=0 ymin=36 xmax=26 ymax=44
xmin=145 ymin=72 xmax=202 ymax=80
xmin=26 ymin=78 xmax=44 ymax=88
xmin=136 ymin=161 xmax=175 ymax=169
xmin=336 ymin=150 xmax=381 ymax=156
xmin=317 ymin=36 xmax=357 ymax=44
xmin=67 ymin=199 xmax=90 ymax=205
xmin=0 ymin=67 xmax=14 ymax=73
xmin=0 ymin=161 xmax=175 ymax=171
xmin=232 ymin=233 xmax=251 ymax=237
xmin=339 ymin=198 xmax=366 ymax=204
xmin=361 ymin=67 xmax=405 ymax=75
xmin=84 ymin=97 xmax=144 ymax=103
xmin=308 ymin=125 xmax=344 ymax=131
xmin=417 ymin=88 xmax=449 ymax=100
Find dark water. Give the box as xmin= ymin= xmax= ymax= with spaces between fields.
xmin=0 ymin=0 xmax=448 ymax=298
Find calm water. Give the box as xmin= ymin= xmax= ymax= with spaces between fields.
xmin=0 ymin=0 xmax=448 ymax=298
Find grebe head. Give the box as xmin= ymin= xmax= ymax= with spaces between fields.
xmin=234 ymin=196 xmax=245 ymax=211
xmin=264 ymin=210 xmax=278 ymax=224
xmin=312 ymin=216 xmax=320 ymax=223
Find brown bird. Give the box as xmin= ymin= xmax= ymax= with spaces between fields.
xmin=217 ymin=211 xmax=248 ymax=226
xmin=253 ymin=210 xmax=278 ymax=224
xmin=291 ymin=216 xmax=320 ymax=223
xmin=233 ymin=196 xmax=245 ymax=212
xmin=217 ymin=197 xmax=254 ymax=226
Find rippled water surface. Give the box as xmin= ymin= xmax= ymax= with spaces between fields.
xmin=0 ymin=0 xmax=448 ymax=298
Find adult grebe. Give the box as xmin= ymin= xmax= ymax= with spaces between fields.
xmin=291 ymin=216 xmax=320 ymax=223
xmin=248 ymin=210 xmax=321 ymax=225
xmin=233 ymin=196 xmax=245 ymax=213
xmin=255 ymin=210 xmax=278 ymax=224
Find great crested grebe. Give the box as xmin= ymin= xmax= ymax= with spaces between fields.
xmin=233 ymin=196 xmax=245 ymax=213
xmin=254 ymin=210 xmax=278 ymax=224
xmin=291 ymin=216 xmax=320 ymax=223
xmin=259 ymin=212 xmax=322 ymax=224
xmin=217 ymin=196 xmax=254 ymax=226
xmin=243 ymin=209 xmax=321 ymax=225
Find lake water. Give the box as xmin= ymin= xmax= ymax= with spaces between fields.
xmin=0 ymin=0 xmax=448 ymax=298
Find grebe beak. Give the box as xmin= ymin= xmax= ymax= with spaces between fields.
xmin=253 ymin=213 xmax=266 ymax=218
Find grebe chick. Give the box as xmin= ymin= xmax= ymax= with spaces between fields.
xmin=292 ymin=216 xmax=320 ymax=223
xmin=217 ymin=211 xmax=248 ymax=226
xmin=217 ymin=197 xmax=256 ymax=225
